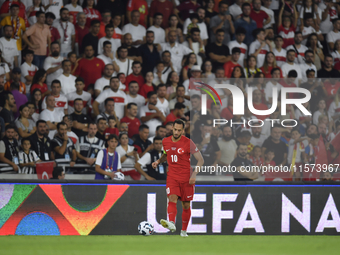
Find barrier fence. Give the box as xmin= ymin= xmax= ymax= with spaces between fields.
xmin=0 ymin=181 xmax=339 ymax=235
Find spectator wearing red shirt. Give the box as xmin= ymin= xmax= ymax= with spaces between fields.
xmin=223 ymin=47 xmax=241 ymax=78
xmin=98 ymin=11 xmax=122 ymax=44
xmin=30 ymin=69 xmax=50 ymax=97
xmin=120 ymin=102 xmax=141 ymax=138
xmin=126 ymin=0 xmax=148 ymax=28
xmin=260 ymin=52 xmax=283 ymax=78
xmin=82 ymin=0 xmax=102 ymax=28
xmin=249 ymin=0 xmax=270 ymax=29
xmin=277 ymin=2 xmax=297 ymax=48
xmin=46 ymin=12 xmax=60 ymax=43
xmin=74 ymin=12 xmax=89 ymax=54
xmin=104 ymin=116 xmax=119 ymax=139
xmin=251 ymin=89 xmax=269 ymax=121
xmin=149 ymin=0 xmax=174 ymax=28
xmin=74 ymin=45 xmax=105 ymax=90
xmin=139 ymin=72 xmax=155 ymax=98
xmin=124 ymin=61 xmax=144 ymax=92
xmin=163 ymin=102 xmax=185 ymax=125
xmin=175 ymin=0 xmax=200 ymax=23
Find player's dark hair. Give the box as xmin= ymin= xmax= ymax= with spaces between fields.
xmin=174 ymin=119 xmax=185 ymax=128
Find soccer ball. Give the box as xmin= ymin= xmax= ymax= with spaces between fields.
xmin=113 ymin=172 xmax=125 ymax=181
xmin=138 ymin=221 xmax=154 ymax=236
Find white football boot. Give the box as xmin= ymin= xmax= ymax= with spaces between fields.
xmin=160 ymin=219 xmax=176 ymax=232
xmin=180 ymin=230 xmax=188 ymax=237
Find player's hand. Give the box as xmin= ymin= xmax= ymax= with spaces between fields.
xmin=145 ymin=175 xmax=156 ymax=181
xmin=189 ymin=177 xmax=196 ymax=185
xmin=152 ymin=160 xmax=159 ymax=169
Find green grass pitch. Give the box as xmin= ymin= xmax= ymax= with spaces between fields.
xmin=1 ymin=235 xmax=339 ymax=255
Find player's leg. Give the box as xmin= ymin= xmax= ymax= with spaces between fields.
xmin=160 ymin=180 xmax=180 ymax=232
xmin=180 ymin=201 xmax=191 ymax=237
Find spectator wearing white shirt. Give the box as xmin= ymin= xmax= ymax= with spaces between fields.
xmin=115 ymin=46 xmax=133 ymax=77
xmin=0 ymin=25 xmax=19 ymax=68
xmin=66 ymin=77 xmax=91 ymax=115
xmin=42 ymin=0 xmax=63 ymax=19
xmin=183 ymin=7 xmax=209 ymax=45
xmin=281 ymin=49 xmax=303 ymax=81
xmin=300 ymin=50 xmax=317 ymax=83
xmin=249 ymin=28 xmax=272 ymax=68
xmin=159 ymin=30 xmax=192 ymax=73
xmin=261 ymin=0 xmax=275 ymax=29
xmin=40 ymin=94 xmax=65 ymax=131
xmin=56 ymin=59 xmax=77 ymax=95
xmin=54 ymin=8 xmax=75 ymax=57
xmin=327 ymin=19 xmax=340 ymax=51
xmin=122 ymin=10 xmax=146 ymax=48
xmin=182 ymin=28 xmax=205 ymax=67
xmin=228 ymin=27 xmax=247 ymax=67
xmin=93 ymin=76 xmax=127 ymax=119
xmin=286 ymin=32 xmax=308 ymax=64
xmin=301 ymin=13 xmax=324 ymax=45
xmin=273 ymin=35 xmax=286 ymax=67
xmin=97 ymin=41 xmax=119 ymax=74
xmin=147 ymin=13 xmax=165 ymax=44
xmin=265 ymin=68 xmax=282 ymax=105
xmin=94 ymin=64 xmax=115 ymax=97
xmin=20 ymin=50 xmax=38 ymax=95
xmin=328 ymin=89 xmax=340 ymax=121
xmin=43 ymin=42 xmax=64 ymax=88
xmin=229 ymin=0 xmax=243 ymax=20
xmin=140 ymin=91 xmax=166 ymax=137
xmin=42 ymin=80 xmax=68 ymax=116
xmin=155 ymin=83 xmax=170 ymax=116
xmin=126 ymin=81 xmax=145 ymax=117
xmin=98 ymin=23 xmax=119 ymax=55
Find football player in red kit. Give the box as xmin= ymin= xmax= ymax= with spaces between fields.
xmin=152 ymin=119 xmax=204 ymax=237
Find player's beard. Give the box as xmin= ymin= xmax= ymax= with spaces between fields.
xmin=173 ymin=133 xmax=182 ymax=140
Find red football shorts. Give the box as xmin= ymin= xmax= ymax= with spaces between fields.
xmin=166 ymin=178 xmax=195 ymax=201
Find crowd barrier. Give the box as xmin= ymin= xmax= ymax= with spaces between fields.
xmin=0 ymin=181 xmax=339 ymax=235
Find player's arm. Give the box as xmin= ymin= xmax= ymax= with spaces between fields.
xmin=189 ymin=151 xmax=204 ymax=185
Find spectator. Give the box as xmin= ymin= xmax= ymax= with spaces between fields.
xmin=4 ymin=67 xmax=26 ymax=94
xmin=286 ymin=32 xmax=308 ymax=64
xmin=228 ymin=27 xmax=247 ymax=67
xmin=0 ymin=25 xmax=20 ymax=69
xmin=181 ymin=53 xmax=197 ymax=82
xmin=273 ymin=35 xmax=286 ymax=67
xmin=250 ymin=122 xmax=266 ymax=147
xmin=125 ymin=81 xmax=145 ymax=115
xmin=70 ymin=98 xmax=92 ymax=138
xmin=74 ymin=45 xmax=105 ymax=90
xmin=115 ymin=46 xmax=133 ymax=76
xmin=77 ymin=122 xmax=105 ymax=165
xmin=122 ymin=10 xmax=146 ymax=48
xmin=0 ymin=4 xmax=26 ymax=56
xmin=18 ymin=137 xmax=41 ymax=174
xmin=206 ymin=29 xmax=230 ymax=71
xmin=135 ymin=136 xmax=167 ymax=180
xmin=234 ymin=3 xmax=257 ymax=46
xmin=165 ymin=122 xmax=173 ymax=137
xmin=262 ymin=124 xmax=288 ymax=166
xmin=119 ymin=122 xmax=134 ymax=145
xmin=300 ymin=50 xmax=317 ymax=82
xmin=65 ymin=0 xmax=83 ymax=24
xmin=149 ymin=0 xmax=174 ymax=29
xmin=260 ymin=51 xmax=283 ymax=78
xmin=139 ymin=72 xmax=155 ymax=99
xmin=29 ymin=120 xmax=53 ymax=161
xmin=116 ymin=133 xmax=140 ymax=180
xmin=42 ymin=80 xmax=67 ymax=115
xmin=281 ymin=49 xmax=303 ymax=80
xmin=20 ymin=50 xmax=38 ymax=96
xmin=318 ymin=54 xmax=340 ymax=78
xmin=93 ymin=76 xmax=127 ymax=119
xmin=126 ymin=0 xmax=148 ymax=28
xmin=223 ymin=47 xmax=241 ymax=78
xmin=43 ymin=0 xmax=62 ymax=20
xmin=54 ymin=8 xmax=75 ymax=57
xmin=96 ymin=0 xmax=124 ymax=20
xmin=51 ymin=122 xmax=77 ymax=164
xmin=95 ymin=134 xmax=122 ymax=179
xmin=217 ymin=125 xmax=237 ymax=166
xmin=74 ymin=12 xmax=89 ymax=54
xmin=148 ymin=125 xmax=166 ymax=143
xmin=10 ymin=81 xmax=27 ymax=119
xmin=51 ymin=167 xmax=65 ymax=179
xmin=229 ymin=0 xmax=243 ymax=20
xmin=45 ymin=12 xmax=61 ymax=45
xmin=230 ymin=143 xmax=259 ymax=181
xmin=30 ymin=69 xmax=49 ymax=97
xmin=98 ymin=24 xmax=118 ymax=55
xmin=139 ymin=31 xmax=161 ymax=75
xmin=82 ymin=0 xmax=101 ymax=28
xmin=57 ymin=59 xmax=76 ymax=95
xmin=40 ymin=94 xmax=64 ymax=131
xmin=97 ymin=11 xmax=119 ymax=41
xmin=159 ymin=30 xmax=192 ymax=73
xmin=327 ymin=18 xmax=340 ymax=51
xmin=123 ymin=33 xmax=142 ymax=63
xmin=249 ymin=28 xmax=272 ymax=68
xmin=140 ymin=91 xmax=166 ymax=137
xmin=0 ymin=91 xmax=15 ymax=125
xmin=184 ymin=7 xmax=208 ymax=44
xmin=81 ymin=19 xmax=101 ymax=56
xmin=250 ymin=0 xmax=270 ymax=29
xmin=210 ymin=1 xmax=234 ymax=45
xmin=175 ymin=0 xmax=200 ymax=23
xmin=94 ymin=64 xmax=114 ymax=97
xmin=43 ymin=41 xmax=63 ymax=88
xmin=182 ymin=28 xmax=205 ymax=67
xmin=67 ymin=77 xmax=91 ymax=115
xmin=169 ymin=85 xmax=191 ymax=112
xmin=155 ymin=83 xmax=170 ymax=116
xmin=22 ymin=11 xmax=51 ymax=69
xmin=119 ymin=103 xmax=140 ymax=138
xmin=133 ymin=124 xmax=152 ymax=157
xmin=95 ymin=118 xmax=107 ymax=140
xmin=147 ymin=13 xmax=165 ymax=44
xmin=124 ymin=61 xmax=144 ymax=92
xmin=155 ymin=51 xmax=174 ymax=80
xmin=163 ymin=102 xmax=186 ymax=125
xmin=96 ymin=98 xmax=118 ymax=126
xmin=15 ymin=103 xmax=36 ymax=138
xmin=0 ymin=124 xmax=19 ymax=172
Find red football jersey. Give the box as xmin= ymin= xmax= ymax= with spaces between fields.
xmin=162 ymin=135 xmax=198 ymax=182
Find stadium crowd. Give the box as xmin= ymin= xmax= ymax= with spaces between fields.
xmin=0 ymin=0 xmax=339 ymax=181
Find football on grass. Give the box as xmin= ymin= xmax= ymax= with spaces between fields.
xmin=138 ymin=221 xmax=154 ymax=236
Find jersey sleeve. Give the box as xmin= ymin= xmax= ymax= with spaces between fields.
xmin=95 ymin=150 xmax=104 ymax=166
xmin=189 ymin=139 xmax=199 ymax=154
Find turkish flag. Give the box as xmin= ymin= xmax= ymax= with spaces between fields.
xmin=36 ymin=161 xmax=54 ymax=179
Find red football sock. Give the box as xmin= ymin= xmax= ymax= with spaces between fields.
xmin=182 ymin=208 xmax=191 ymax=231
xmin=168 ymin=201 xmax=177 ymax=223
